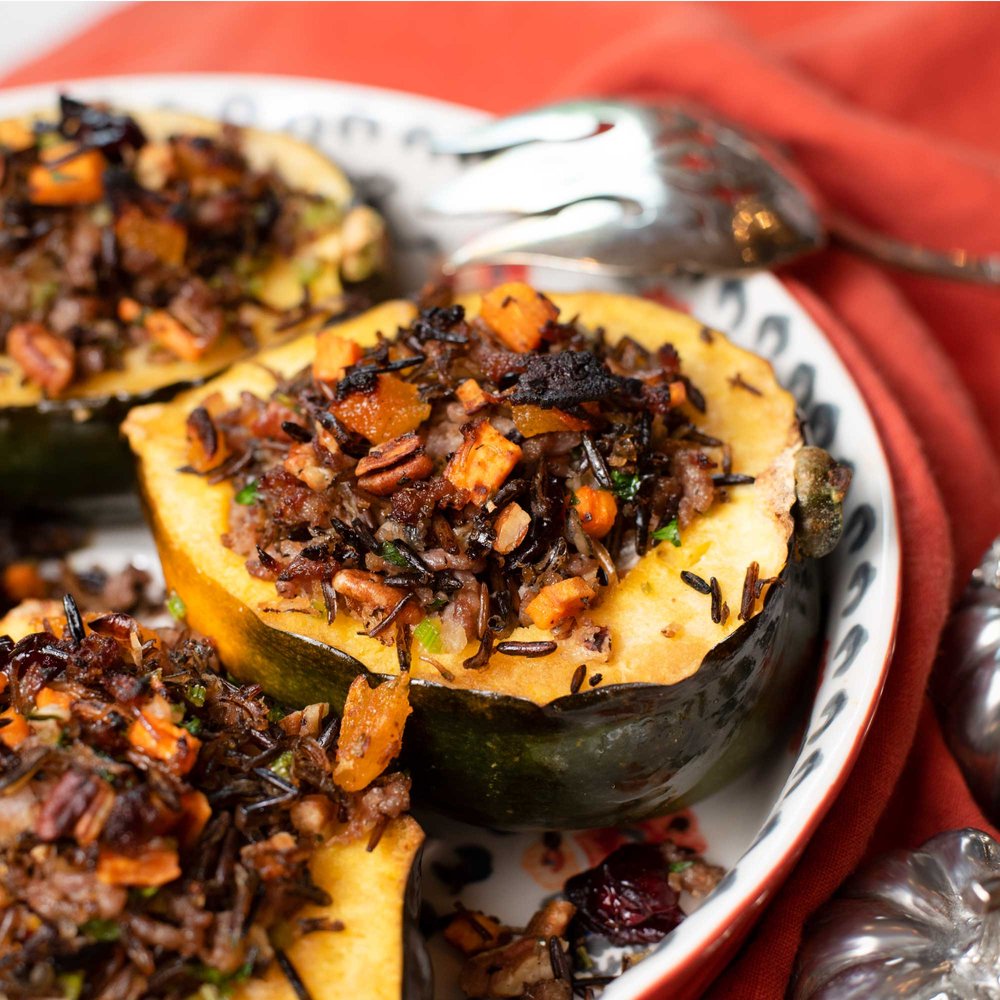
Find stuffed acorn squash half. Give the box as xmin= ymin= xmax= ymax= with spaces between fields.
xmin=0 ymin=96 xmax=387 ymax=506
xmin=0 ymin=598 xmax=427 ymax=1000
xmin=124 ymin=284 xmax=848 ymax=829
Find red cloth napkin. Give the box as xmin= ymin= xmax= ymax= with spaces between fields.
xmin=6 ymin=3 xmax=1000 ymax=996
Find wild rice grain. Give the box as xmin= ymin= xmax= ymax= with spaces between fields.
xmin=681 ymin=570 xmax=712 ymax=594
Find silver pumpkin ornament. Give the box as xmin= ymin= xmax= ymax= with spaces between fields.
xmin=934 ymin=536 xmax=1000 ymax=822
xmin=792 ymin=827 xmax=1000 ymax=999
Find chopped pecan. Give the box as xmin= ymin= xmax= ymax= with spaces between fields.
xmin=357 ymin=452 xmax=434 ymax=496
xmin=7 ymin=323 xmax=75 ymax=395
xmin=492 ymin=502 xmax=531 ymax=554
xmin=355 ymin=433 xmax=422 ymax=477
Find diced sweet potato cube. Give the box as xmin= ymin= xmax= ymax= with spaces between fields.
xmin=114 ymin=205 xmax=187 ymax=269
xmin=334 ymin=673 xmax=412 ymax=793
xmin=456 ymin=379 xmax=490 ymax=414
xmin=28 ymin=143 xmax=106 ymax=205
xmin=0 ymin=120 xmax=33 ymax=151
xmin=34 ymin=687 xmax=74 ymax=721
xmin=175 ymin=790 xmax=212 ymax=848
xmin=331 ymin=374 xmax=431 ymax=444
xmin=444 ymin=420 xmax=522 ymax=505
xmin=96 ymin=846 xmax=181 ymax=888
xmin=479 ymin=282 xmax=558 ymax=353
xmin=444 ymin=911 xmax=511 ymax=956
xmin=145 ymin=309 xmax=209 ymax=362
xmin=511 ymin=405 xmax=590 ymax=438
xmin=171 ymin=136 xmax=242 ymax=189
xmin=127 ymin=699 xmax=201 ymax=775
xmin=118 ymin=297 xmax=144 ymax=324
xmin=0 ymin=708 xmax=29 ymax=749
xmin=524 ymin=578 xmax=596 ymax=631
xmin=2 ymin=562 xmax=47 ymax=602
xmin=7 ymin=323 xmax=75 ymax=395
xmin=574 ymin=486 xmax=617 ymax=539
xmin=313 ymin=330 xmax=363 ymax=383
xmin=669 ymin=380 xmax=687 ymax=407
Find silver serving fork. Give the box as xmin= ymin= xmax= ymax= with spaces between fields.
xmin=426 ymin=99 xmax=1000 ymax=284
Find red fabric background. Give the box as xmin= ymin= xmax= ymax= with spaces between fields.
xmin=5 ymin=3 xmax=1000 ymax=996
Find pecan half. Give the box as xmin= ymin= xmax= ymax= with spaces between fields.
xmin=355 ymin=433 xmax=422 ymax=477
xmin=7 ymin=323 xmax=75 ymax=395
xmin=357 ymin=452 xmax=433 ymax=496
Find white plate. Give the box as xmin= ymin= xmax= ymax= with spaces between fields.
xmin=0 ymin=74 xmax=900 ymax=998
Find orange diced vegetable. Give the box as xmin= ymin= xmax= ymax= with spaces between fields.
xmin=669 ymin=380 xmax=687 ymax=408
xmin=456 ymin=379 xmax=490 ymax=414
xmin=175 ymin=790 xmax=212 ymax=848
xmin=511 ymin=404 xmax=590 ymax=438
xmin=334 ymin=672 xmax=412 ymax=793
xmin=28 ymin=143 xmax=106 ymax=205
xmin=0 ymin=708 xmax=29 ymax=749
xmin=118 ymin=297 xmax=144 ymax=324
xmin=444 ymin=420 xmax=522 ymax=505
xmin=313 ymin=330 xmax=363 ymax=383
xmin=127 ymin=698 xmax=201 ymax=775
xmin=172 ymin=136 xmax=242 ymax=189
xmin=96 ymin=846 xmax=181 ymax=887
xmin=7 ymin=323 xmax=75 ymax=395
xmin=524 ymin=578 xmax=597 ymax=631
xmin=479 ymin=282 xmax=558 ymax=353
xmin=444 ymin=911 xmax=511 ymax=956
xmin=574 ymin=486 xmax=618 ymax=539
xmin=2 ymin=562 xmax=47 ymax=602
xmin=145 ymin=309 xmax=209 ymax=362
xmin=34 ymin=686 xmax=74 ymax=720
xmin=0 ymin=120 xmax=33 ymax=151
xmin=185 ymin=406 xmax=231 ymax=473
xmin=331 ymin=374 xmax=431 ymax=445
xmin=114 ymin=205 xmax=187 ymax=268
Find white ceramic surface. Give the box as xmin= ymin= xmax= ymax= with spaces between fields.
xmin=0 ymin=74 xmax=900 ymax=998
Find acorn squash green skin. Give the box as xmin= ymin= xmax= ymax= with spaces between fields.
xmin=1 ymin=391 xmax=156 ymax=508
xmin=147 ymin=447 xmax=820 ymax=829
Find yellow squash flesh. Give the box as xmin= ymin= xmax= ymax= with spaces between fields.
xmin=124 ymin=294 xmax=801 ymax=705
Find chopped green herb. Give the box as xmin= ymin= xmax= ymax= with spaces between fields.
xmin=380 ymin=541 xmax=409 ymax=568
xmin=57 ymin=972 xmax=85 ymax=1000
xmin=669 ymin=859 xmax=694 ymax=873
xmin=134 ymin=885 xmax=159 ymax=899
xmin=610 ymin=470 xmax=641 ymax=503
xmin=30 ymin=280 xmax=59 ymax=312
xmin=180 ymin=717 xmax=202 ymax=736
xmin=267 ymin=706 xmax=286 ymax=723
xmin=301 ymin=198 xmax=342 ymax=231
xmin=270 ymin=750 xmax=294 ymax=780
xmin=81 ymin=918 xmax=120 ymax=942
xmin=427 ymin=596 xmax=447 ymax=612
xmin=166 ymin=592 xmax=186 ymax=621
xmin=186 ymin=683 xmax=207 ymax=707
xmin=235 ymin=480 xmax=260 ymax=505
xmin=653 ymin=519 xmax=682 ymax=547
xmin=414 ymin=617 xmax=443 ymax=654
xmin=296 ymin=257 xmax=322 ymax=286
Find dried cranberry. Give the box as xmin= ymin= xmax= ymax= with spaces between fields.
xmin=563 ymin=843 xmax=684 ymax=944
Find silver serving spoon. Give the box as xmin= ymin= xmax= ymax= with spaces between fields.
xmin=426 ymin=100 xmax=1000 ymax=284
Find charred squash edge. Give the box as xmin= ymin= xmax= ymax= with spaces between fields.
xmin=125 ymin=293 xmax=831 ymax=828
